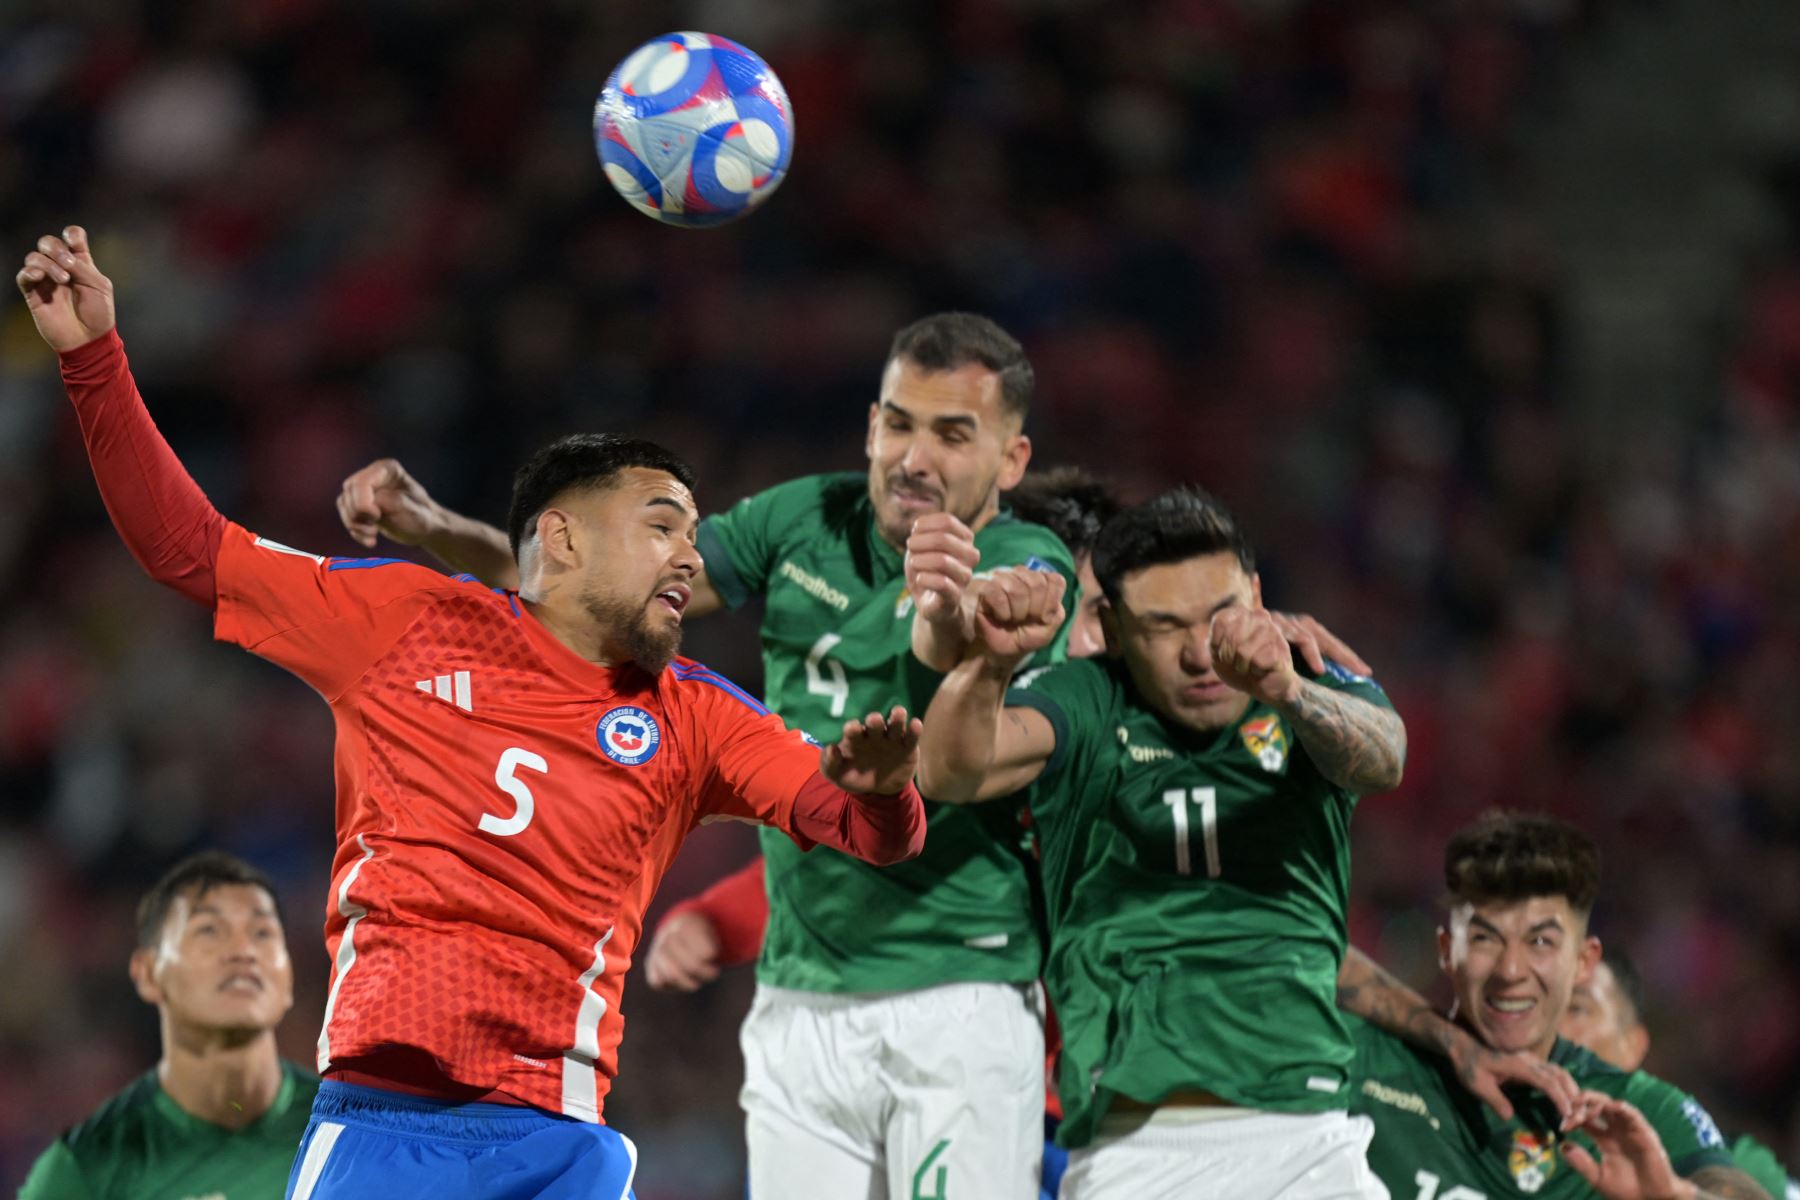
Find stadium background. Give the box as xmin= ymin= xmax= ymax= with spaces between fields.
xmin=1 ymin=0 xmax=1797 ymax=1194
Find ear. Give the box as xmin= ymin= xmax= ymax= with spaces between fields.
xmin=1099 ymin=598 xmax=1122 ymax=658
xmin=1437 ymin=925 xmax=1453 ymax=975
xmin=130 ymin=948 xmax=162 ymax=1006
xmin=1250 ymin=572 xmax=1264 ymax=609
xmin=1623 ymin=1023 xmax=1651 ymax=1071
xmin=865 ymin=402 xmax=880 ymax=460
xmin=996 ymin=432 xmax=1031 ymax=492
xmin=1574 ymin=935 xmax=1603 ymax=987
xmin=534 ymin=508 xmax=579 ymax=570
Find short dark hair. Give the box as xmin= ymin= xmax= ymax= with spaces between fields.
xmin=887 ymin=312 xmax=1034 ymax=424
xmin=1443 ymin=811 xmax=1602 ymax=916
xmin=1091 ymin=486 xmax=1256 ymax=606
xmin=135 ymin=852 xmax=282 ymax=949
xmin=506 ymin=433 xmax=697 ymax=559
xmin=1004 ymin=467 xmax=1123 ymax=559
xmin=1601 ymin=944 xmax=1648 ymax=1029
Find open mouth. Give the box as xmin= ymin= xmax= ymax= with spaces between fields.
xmin=655 ymin=583 xmax=692 ymax=619
xmin=220 ymin=973 xmax=266 ymax=993
xmin=1484 ymin=995 xmax=1538 ymax=1021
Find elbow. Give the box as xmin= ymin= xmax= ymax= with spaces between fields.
xmin=917 ymin=758 xmax=979 ymax=807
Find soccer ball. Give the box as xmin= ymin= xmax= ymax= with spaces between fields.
xmin=593 ymin=32 xmax=795 ymax=228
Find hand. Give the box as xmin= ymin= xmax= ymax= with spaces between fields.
xmin=971 ymin=566 xmax=1067 ymax=667
xmin=904 ymin=513 xmax=980 ymax=625
xmin=16 ymin=226 xmax=115 ymax=353
xmin=1267 ymin=611 xmax=1373 ymax=677
xmin=336 ymin=458 xmax=445 ymax=549
xmin=1562 ymin=1095 xmax=1697 ymax=1200
xmin=1210 ymin=608 xmax=1304 ymax=707
xmin=643 ymin=911 xmax=722 ymax=992
xmin=820 ymin=706 xmax=923 ymax=795
xmin=1449 ymin=1036 xmax=1580 ymax=1125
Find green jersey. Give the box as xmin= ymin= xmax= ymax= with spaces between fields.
xmin=1006 ymin=656 xmax=1388 ymax=1147
xmin=1730 ymin=1133 xmax=1797 ymax=1200
xmin=698 ymin=472 xmax=1076 ymax=993
xmin=1349 ymin=1019 xmax=1736 ymax=1199
xmin=18 ymin=1061 xmax=318 ymax=1200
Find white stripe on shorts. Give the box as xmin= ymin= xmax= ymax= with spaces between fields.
xmin=290 ymin=1120 xmax=346 ymax=1200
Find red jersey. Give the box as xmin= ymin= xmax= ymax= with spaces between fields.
xmin=211 ymin=523 xmax=824 ymax=1120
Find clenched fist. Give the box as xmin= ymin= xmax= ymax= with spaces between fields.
xmin=1209 ymin=607 xmax=1303 ymax=708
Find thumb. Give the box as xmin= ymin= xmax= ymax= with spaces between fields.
xmin=63 ymin=225 xmax=94 ymax=264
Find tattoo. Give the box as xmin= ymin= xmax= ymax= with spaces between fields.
xmin=1691 ymin=1166 xmax=1775 ymax=1200
xmin=1337 ymin=947 xmax=1453 ymax=1058
xmin=1277 ymin=680 xmax=1406 ymax=793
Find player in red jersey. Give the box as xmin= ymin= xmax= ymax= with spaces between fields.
xmin=18 ymin=226 xmax=928 ymax=1200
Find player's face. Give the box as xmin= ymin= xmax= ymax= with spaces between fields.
xmin=865 ymin=357 xmax=1030 ymax=550
xmin=571 ymin=468 xmax=701 ymax=673
xmin=1558 ymin=962 xmax=1649 ymax=1070
xmin=1068 ymin=554 xmax=1106 ymax=660
xmin=135 ymin=884 xmax=294 ymax=1038
xmin=1106 ymin=552 xmax=1260 ymax=732
xmin=1440 ymin=896 xmax=1601 ymax=1059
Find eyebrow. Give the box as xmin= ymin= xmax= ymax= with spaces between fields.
xmin=881 ymin=400 xmax=979 ymax=432
xmin=645 ymin=496 xmax=696 ymax=520
xmin=1468 ymin=914 xmax=1564 ymax=936
xmin=188 ymin=903 xmax=278 ymax=920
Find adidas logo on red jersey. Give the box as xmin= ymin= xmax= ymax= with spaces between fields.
xmin=416 ymin=670 xmax=472 ymax=712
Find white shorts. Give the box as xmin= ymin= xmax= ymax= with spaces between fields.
xmin=1062 ymin=1108 xmax=1389 ymax=1200
xmin=740 ymin=980 xmax=1045 ymax=1200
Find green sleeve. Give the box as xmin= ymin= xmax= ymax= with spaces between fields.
xmin=696 ymin=474 xmax=840 ymax=609
xmin=1621 ymin=1072 xmax=1737 ymax=1178
xmin=974 ymin=520 xmax=1079 ymax=664
xmin=1311 ymin=658 xmax=1395 ymax=711
xmin=18 ymin=1139 xmax=95 ymax=1200
xmin=1006 ymin=659 xmax=1113 ymax=781
xmin=1729 ymin=1133 xmax=1796 ymax=1200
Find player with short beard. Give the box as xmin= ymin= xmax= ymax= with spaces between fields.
xmin=18 ymin=224 xmax=927 ymax=1198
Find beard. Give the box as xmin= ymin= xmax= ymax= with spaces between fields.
xmin=582 ymin=588 xmax=682 ymax=674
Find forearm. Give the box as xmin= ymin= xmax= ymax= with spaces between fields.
xmin=1337 ymin=945 xmax=1460 ymax=1057
xmin=790 ymin=774 xmax=925 ymax=866
xmin=918 ymin=656 xmax=1014 ymax=803
xmin=1274 ymin=680 xmax=1406 ymax=793
xmin=420 ymin=510 xmax=518 ymax=586
xmin=663 ymin=858 xmax=768 ymax=966
xmin=60 ymin=331 xmax=224 ymax=607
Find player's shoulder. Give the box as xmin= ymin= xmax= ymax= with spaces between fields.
xmin=231 ymin=526 xmax=499 ymax=600
xmin=57 ymin=1070 xmax=160 ymax=1155
xmin=976 ymin=512 xmax=1076 ymax=570
xmin=745 ymin=472 xmax=866 ymax=523
xmin=664 ymin=657 xmax=776 ymax=720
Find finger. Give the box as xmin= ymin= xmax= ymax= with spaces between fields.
xmin=1276 ymin=616 xmax=1326 ymax=674
xmin=1307 ymin=620 xmax=1373 ymax=677
xmin=905 ymin=716 xmax=923 ymax=742
xmin=1471 ymin=1077 xmax=1516 ymax=1121
xmin=887 ymin=706 xmax=909 ymax=735
xmin=840 ymin=718 xmax=867 ymax=744
xmin=62 ymin=225 xmax=94 ymax=264
xmin=36 ymin=235 xmax=102 ymax=288
xmin=862 ymin=711 xmax=888 ymax=737
xmin=21 ymin=250 xmax=71 ymax=285
xmin=334 ymin=492 xmax=375 ymax=548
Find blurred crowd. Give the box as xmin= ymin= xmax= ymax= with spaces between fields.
xmin=1 ymin=0 xmax=1796 ymax=1195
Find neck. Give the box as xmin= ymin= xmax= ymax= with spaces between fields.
xmin=519 ymin=589 xmax=627 ymax=666
xmin=157 ymin=1025 xmax=284 ymax=1130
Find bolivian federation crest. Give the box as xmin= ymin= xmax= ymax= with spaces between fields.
xmin=1508 ymin=1130 xmax=1557 ymax=1193
xmin=1239 ymin=714 xmax=1288 ymax=773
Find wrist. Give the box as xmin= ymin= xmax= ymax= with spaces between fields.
xmin=1268 ymin=673 xmax=1306 ymax=710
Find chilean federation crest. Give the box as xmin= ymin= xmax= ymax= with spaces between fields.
xmin=1508 ymin=1130 xmax=1558 ymax=1194
xmin=597 ymin=706 xmax=661 ymax=766
xmin=1239 ymin=714 xmax=1288 ymax=773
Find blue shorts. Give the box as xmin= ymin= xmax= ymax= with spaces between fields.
xmin=1041 ymin=1113 xmax=1068 ymax=1199
xmin=285 ymin=1081 xmax=638 ymax=1200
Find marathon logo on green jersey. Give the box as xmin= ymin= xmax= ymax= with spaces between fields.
xmin=1358 ymin=1079 xmax=1440 ymax=1130
xmin=778 ymin=560 xmax=850 ymax=611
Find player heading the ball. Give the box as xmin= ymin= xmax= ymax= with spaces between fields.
xmin=17 ymin=226 xmax=926 ymax=1199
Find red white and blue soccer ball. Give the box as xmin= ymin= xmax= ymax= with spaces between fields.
xmin=594 ymin=32 xmax=794 ymax=228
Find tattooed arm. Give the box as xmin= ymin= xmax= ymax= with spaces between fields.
xmin=1273 ymin=679 xmax=1406 ymax=793
xmin=1338 ymin=947 xmax=1578 ymax=1122
xmin=1209 ymin=608 xmax=1405 ymax=793
xmin=1688 ymin=1166 xmax=1775 ymax=1200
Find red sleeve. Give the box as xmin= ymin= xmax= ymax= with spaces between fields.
xmin=790 ymin=775 xmax=925 ymax=867
xmin=59 ymin=331 xmax=224 ymax=607
xmin=663 ymin=858 xmax=767 ymax=967
xmin=676 ymin=662 xmax=926 ymax=866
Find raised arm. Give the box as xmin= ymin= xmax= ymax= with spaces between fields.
xmin=19 ymin=227 xmax=225 ymax=608
xmin=1337 ymin=946 xmax=1577 ymax=1123
xmin=917 ymin=567 xmax=1066 ymax=804
xmin=1210 ymin=608 xmax=1406 ymax=793
xmin=334 ymin=456 xmax=725 ymax=613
